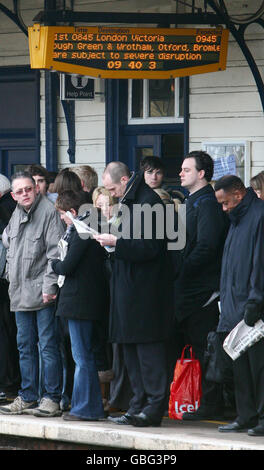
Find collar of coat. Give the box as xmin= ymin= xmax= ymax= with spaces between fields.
xmin=186 ymin=183 xmax=215 ymax=207
xmin=17 ymin=193 xmax=42 ymax=222
xmin=228 ymin=187 xmax=257 ymax=225
xmin=120 ymin=171 xmax=145 ymax=203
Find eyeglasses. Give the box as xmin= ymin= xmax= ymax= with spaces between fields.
xmin=13 ymin=186 xmax=34 ymax=196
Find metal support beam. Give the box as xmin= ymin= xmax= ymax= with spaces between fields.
xmin=231 ymin=23 xmax=264 ymax=112
xmin=44 ymin=1 xmax=58 ymax=171
xmin=33 ymin=10 xmax=223 ymax=25
xmin=45 ymin=71 xmax=58 ymax=172
xmin=61 ymin=99 xmax=76 ymax=164
xmin=105 ymin=79 xmax=119 ymax=164
xmin=0 ymin=1 xmax=27 ymax=35
xmin=183 ymin=77 xmax=189 ymax=157
xmin=207 ymin=0 xmax=264 ymax=112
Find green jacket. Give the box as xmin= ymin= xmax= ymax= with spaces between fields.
xmin=5 ymin=194 xmax=64 ymax=311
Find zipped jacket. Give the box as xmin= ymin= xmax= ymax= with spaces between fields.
xmin=5 ymin=194 xmax=64 ymax=312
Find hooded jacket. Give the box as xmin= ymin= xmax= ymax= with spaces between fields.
xmin=218 ymin=188 xmax=264 ymax=333
xmin=5 ymin=194 xmax=64 ymax=311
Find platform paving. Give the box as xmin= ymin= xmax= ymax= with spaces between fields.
xmin=0 ymin=413 xmax=263 ymax=451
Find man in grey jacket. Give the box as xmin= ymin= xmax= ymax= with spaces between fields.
xmin=0 ymin=172 xmax=64 ymax=417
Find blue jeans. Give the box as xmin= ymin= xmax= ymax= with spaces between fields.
xmin=15 ymin=306 xmax=62 ymax=403
xmin=68 ymin=319 xmax=104 ymax=419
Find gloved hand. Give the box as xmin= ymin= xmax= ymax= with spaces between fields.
xmin=244 ymin=302 xmax=262 ymax=327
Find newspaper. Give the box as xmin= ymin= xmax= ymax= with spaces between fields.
xmin=223 ymin=319 xmax=264 ymax=360
xmin=57 ymin=238 xmax=68 ymax=287
xmin=66 ymin=211 xmax=115 ymax=253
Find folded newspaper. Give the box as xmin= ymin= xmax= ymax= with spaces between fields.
xmin=223 ymin=319 xmax=264 ymax=360
xmin=66 ymin=211 xmax=115 ymax=253
xmin=57 ymin=238 xmax=68 ymax=287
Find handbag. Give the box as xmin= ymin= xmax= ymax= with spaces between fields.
xmin=204 ymin=331 xmax=230 ymax=383
xmin=168 ymin=345 xmax=202 ymax=420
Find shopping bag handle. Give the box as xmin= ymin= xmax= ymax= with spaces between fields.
xmin=180 ymin=344 xmax=195 ymax=363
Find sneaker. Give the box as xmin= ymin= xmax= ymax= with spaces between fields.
xmin=32 ymin=397 xmax=62 ymax=417
xmin=0 ymin=396 xmax=38 ymax=415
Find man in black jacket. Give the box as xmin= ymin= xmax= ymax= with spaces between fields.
xmin=174 ymin=151 xmax=229 ymax=421
xmin=94 ymin=162 xmax=174 ymax=427
xmin=215 ymin=175 xmax=264 ymax=436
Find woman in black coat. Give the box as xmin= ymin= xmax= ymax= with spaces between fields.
xmin=51 ymin=190 xmax=109 ymax=421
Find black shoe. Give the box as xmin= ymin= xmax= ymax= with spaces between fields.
xmin=218 ymin=421 xmax=251 ymax=433
xmin=182 ymin=406 xmax=224 ymax=421
xmin=248 ymin=424 xmax=264 ymax=436
xmin=107 ymin=413 xmax=135 ymax=425
xmin=132 ymin=412 xmax=161 ymax=427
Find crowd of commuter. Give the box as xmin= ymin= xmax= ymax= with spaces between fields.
xmin=0 ymin=154 xmax=264 ymax=436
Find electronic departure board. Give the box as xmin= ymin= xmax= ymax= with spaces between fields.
xmin=28 ymin=25 xmax=229 ymax=79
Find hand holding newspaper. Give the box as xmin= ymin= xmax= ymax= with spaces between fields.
xmin=223 ymin=319 xmax=264 ymax=360
xmin=57 ymin=238 xmax=68 ymax=287
xmin=66 ymin=211 xmax=115 ymax=253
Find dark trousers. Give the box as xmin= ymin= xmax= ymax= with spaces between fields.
xmin=179 ymin=298 xmax=223 ymax=408
xmin=0 ymin=280 xmax=20 ymax=392
xmin=122 ymin=342 xmax=167 ymax=421
xmin=233 ymin=337 xmax=264 ymax=426
xmin=58 ymin=317 xmax=75 ymax=406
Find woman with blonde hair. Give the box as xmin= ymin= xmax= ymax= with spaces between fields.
xmin=250 ymin=171 xmax=264 ymax=200
xmin=92 ymin=186 xmax=116 ymax=413
xmin=92 ymin=186 xmax=117 ymax=221
xmin=93 ymin=186 xmax=133 ymax=413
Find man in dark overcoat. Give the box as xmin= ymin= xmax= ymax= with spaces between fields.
xmin=215 ymin=175 xmax=264 ymax=436
xmin=94 ymin=161 xmax=174 ymax=427
xmin=174 ymin=151 xmax=229 ymax=421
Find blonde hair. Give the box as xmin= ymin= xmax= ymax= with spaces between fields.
xmin=250 ymin=171 xmax=264 ymax=193
xmin=71 ymin=165 xmax=98 ymax=192
xmin=92 ymin=186 xmax=117 ymax=207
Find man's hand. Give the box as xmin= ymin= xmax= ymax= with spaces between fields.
xmin=244 ymin=302 xmax=262 ymax=327
xmin=43 ymin=293 xmax=57 ymax=304
xmin=93 ymin=233 xmax=117 ymax=247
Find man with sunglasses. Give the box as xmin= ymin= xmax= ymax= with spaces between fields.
xmin=0 ymin=172 xmax=64 ymax=417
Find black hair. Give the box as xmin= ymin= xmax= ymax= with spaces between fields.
xmin=184 ymin=150 xmax=214 ymax=182
xmin=214 ymin=175 xmax=246 ymax=193
xmin=25 ymin=164 xmax=50 ymax=184
xmin=140 ymin=156 xmax=165 ymax=173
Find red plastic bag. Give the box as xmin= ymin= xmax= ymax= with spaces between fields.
xmin=168 ymin=345 xmax=202 ymax=420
